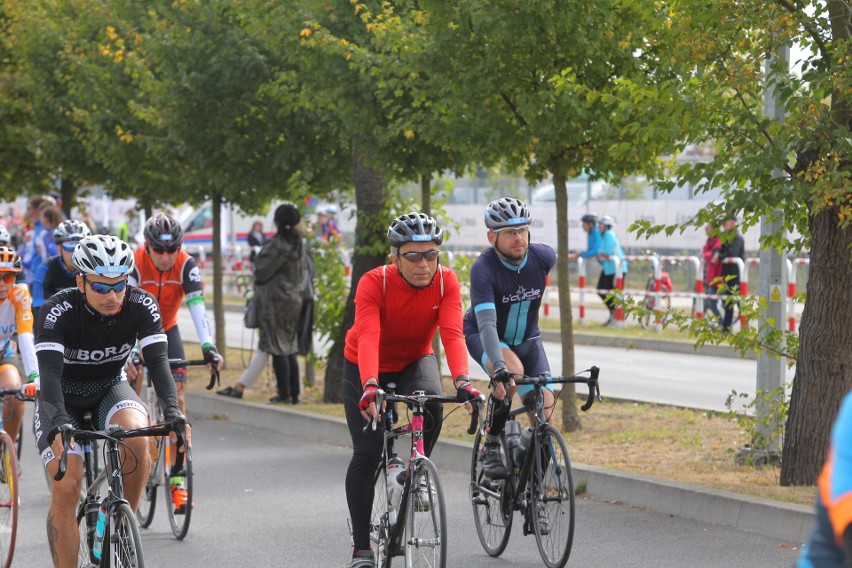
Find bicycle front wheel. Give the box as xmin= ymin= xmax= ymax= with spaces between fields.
xmin=76 ymin=474 xmax=108 ymax=568
xmin=106 ymin=502 xmax=145 ymax=567
xmin=370 ymin=461 xmax=392 ymax=568
xmin=469 ymin=430 xmax=512 ymax=557
xmin=136 ymin=436 xmax=162 ymax=528
xmin=163 ymin=438 xmax=193 ymax=540
xmin=531 ymin=425 xmax=575 ymax=568
xmin=404 ymin=458 xmax=446 ymax=568
xmin=0 ymin=432 xmax=19 ymax=568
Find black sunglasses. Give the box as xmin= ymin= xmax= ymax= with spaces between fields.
xmin=151 ymin=244 xmax=180 ymax=255
xmin=399 ymin=250 xmax=440 ymax=263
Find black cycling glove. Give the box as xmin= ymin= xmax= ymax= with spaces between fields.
xmin=202 ymin=343 xmax=221 ymax=366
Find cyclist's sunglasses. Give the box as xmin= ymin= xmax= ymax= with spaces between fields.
xmin=86 ymin=278 xmax=128 ymax=295
xmin=61 ymin=242 xmax=79 ymax=252
xmin=0 ymin=274 xmax=16 ymax=284
xmin=399 ymin=250 xmax=440 ymax=263
xmin=150 ymin=244 xmax=180 ymax=255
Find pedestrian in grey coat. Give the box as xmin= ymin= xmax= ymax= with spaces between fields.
xmin=255 ymin=202 xmax=305 ymax=404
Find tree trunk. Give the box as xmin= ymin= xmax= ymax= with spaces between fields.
xmin=59 ymin=178 xmax=75 ymax=219
xmin=552 ymin=161 xmax=580 ymax=432
xmin=781 ymin=207 xmax=852 ymax=485
xmin=323 ymin=144 xmax=390 ymax=402
xmin=212 ymin=193 xmax=226 ymax=359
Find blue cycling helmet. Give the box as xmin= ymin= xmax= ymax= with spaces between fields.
xmin=484 ymin=197 xmax=531 ymax=230
xmin=387 ymin=213 xmax=443 ymax=247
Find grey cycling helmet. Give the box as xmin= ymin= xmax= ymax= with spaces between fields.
xmin=53 ymin=219 xmax=92 ymax=244
xmin=581 ymin=213 xmax=598 ymax=224
xmin=387 ymin=213 xmax=443 ymax=247
xmin=598 ymin=215 xmax=615 ymax=228
xmin=0 ymin=225 xmax=9 ymax=246
xmin=72 ymin=234 xmax=135 ymax=278
xmin=484 ymin=197 xmax=531 ymax=230
xmin=144 ymin=212 xmax=184 ymax=248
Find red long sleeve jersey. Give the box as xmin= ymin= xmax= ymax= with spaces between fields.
xmin=344 ymin=264 xmax=469 ymax=384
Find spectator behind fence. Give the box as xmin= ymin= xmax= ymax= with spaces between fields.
xmin=702 ymin=222 xmax=723 ymax=322
xmin=247 ymin=219 xmax=267 ymax=265
xmin=714 ymin=214 xmax=745 ymax=333
xmin=257 ymin=202 xmax=306 ymax=405
xmin=596 ymin=215 xmax=628 ymax=326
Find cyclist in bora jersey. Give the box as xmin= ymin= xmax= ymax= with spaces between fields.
xmin=125 ymin=212 xmax=222 ymax=410
xmin=464 ymin=197 xmax=557 ymax=479
xmin=35 ymin=235 xmax=185 ymax=568
xmin=343 ymin=213 xmax=482 ymax=567
xmin=31 ymin=219 xmax=92 ymax=319
xmin=0 ymin=247 xmax=40 ymax=450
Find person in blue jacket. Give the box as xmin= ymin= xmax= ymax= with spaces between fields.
xmin=596 ymin=215 xmax=627 ymax=325
xmin=568 ymin=212 xmax=601 ymax=263
xmin=797 ymin=391 xmax=852 ymax=567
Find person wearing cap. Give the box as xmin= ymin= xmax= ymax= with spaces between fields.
xmin=568 ymin=212 xmax=601 ymax=262
xmin=596 ymin=215 xmax=628 ymax=326
xmin=254 ymin=202 xmax=307 ymax=405
xmin=342 ymin=212 xmax=480 ymax=567
xmin=713 ymin=214 xmax=745 ymax=332
xmin=464 ymin=197 xmax=558 ymax=482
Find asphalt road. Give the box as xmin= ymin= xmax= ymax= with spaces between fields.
xmin=185 ymin=307 xmax=793 ymax=413
xmin=12 ymin=404 xmax=802 ymax=567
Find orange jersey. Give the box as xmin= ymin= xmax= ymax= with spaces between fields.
xmin=130 ymin=249 xmax=204 ymax=332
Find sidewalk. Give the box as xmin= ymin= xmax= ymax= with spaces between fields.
xmin=188 ymin=391 xmax=815 ymax=544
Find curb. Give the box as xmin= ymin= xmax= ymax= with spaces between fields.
xmin=188 ymin=391 xmax=813 ymax=543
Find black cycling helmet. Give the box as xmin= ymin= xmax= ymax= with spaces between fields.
xmin=143 ymin=212 xmax=184 ymax=248
xmin=53 ymin=219 xmax=92 ymax=244
xmin=581 ymin=213 xmax=598 ymax=224
xmin=484 ymin=197 xmax=531 ymax=230
xmin=387 ymin=213 xmax=443 ymax=247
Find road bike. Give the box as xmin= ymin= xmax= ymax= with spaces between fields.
xmin=470 ymin=367 xmax=601 ymax=568
xmin=367 ymin=386 xmax=481 ymax=568
xmin=0 ymin=386 xmax=35 ymax=568
xmin=135 ymin=358 xmax=215 ymax=539
xmin=54 ymin=415 xmax=189 ymax=568
xmin=640 ymin=271 xmax=673 ymax=328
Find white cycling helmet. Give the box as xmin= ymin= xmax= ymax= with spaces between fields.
xmin=0 ymin=224 xmax=10 ymax=246
xmin=72 ymin=235 xmax=135 ymax=278
xmin=598 ymin=215 xmax=615 ymax=228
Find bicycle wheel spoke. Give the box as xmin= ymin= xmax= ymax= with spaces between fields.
xmin=470 ymin=432 xmax=512 ymax=557
xmin=532 ymin=426 xmax=575 ymax=568
xmin=164 ymin=437 xmax=193 ymax=540
xmin=370 ymin=461 xmax=392 ymax=567
xmin=404 ymin=459 xmax=446 ymax=568
xmin=111 ymin=503 xmax=145 ymax=567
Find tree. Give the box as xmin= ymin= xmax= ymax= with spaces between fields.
xmin=604 ymin=0 xmax=850 ymax=484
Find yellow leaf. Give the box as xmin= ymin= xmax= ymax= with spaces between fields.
xmin=300 ymin=28 xmax=312 ymax=38
xmin=404 ymin=130 xmax=414 ymax=139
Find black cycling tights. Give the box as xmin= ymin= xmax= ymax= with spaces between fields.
xmin=343 ymin=355 xmax=443 ymax=551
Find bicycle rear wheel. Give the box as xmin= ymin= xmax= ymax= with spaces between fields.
xmin=531 ymin=425 xmax=575 ymax=568
xmin=0 ymin=432 xmax=19 ymax=568
xmin=370 ymin=461 xmax=393 ymax=568
xmin=470 ymin=430 xmax=512 ymax=557
xmin=136 ymin=436 xmax=163 ymax=528
xmin=163 ymin=438 xmax=192 ymax=540
xmin=106 ymin=502 xmax=145 ymax=567
xmin=404 ymin=458 xmax=446 ymax=567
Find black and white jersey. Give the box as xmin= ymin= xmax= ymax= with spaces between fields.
xmin=35 ymin=285 xmax=179 ymax=428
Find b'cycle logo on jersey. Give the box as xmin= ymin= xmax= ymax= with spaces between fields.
xmin=41 ymin=300 xmax=74 ymax=330
xmin=502 ymin=285 xmax=542 ymax=303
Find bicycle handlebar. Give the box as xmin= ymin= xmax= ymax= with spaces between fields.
xmin=131 ymin=356 xmax=221 ymax=391
xmin=53 ymin=418 xmax=189 ymax=482
xmin=510 ymin=366 xmax=602 ymax=411
xmin=0 ymin=386 xmax=37 ymax=403
xmin=363 ymin=391 xmax=484 ymax=436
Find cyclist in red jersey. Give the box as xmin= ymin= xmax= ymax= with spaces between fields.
xmin=125 ymin=213 xmax=222 ymax=411
xmin=342 ymin=212 xmax=482 ymax=568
